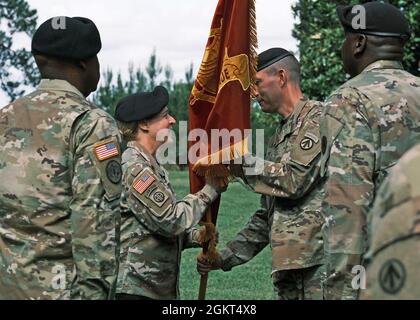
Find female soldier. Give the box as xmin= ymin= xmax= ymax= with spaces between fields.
xmin=114 ymin=86 xmax=225 ymax=300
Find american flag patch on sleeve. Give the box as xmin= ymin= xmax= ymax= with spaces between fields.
xmin=133 ymin=172 xmax=156 ymax=194
xmin=94 ymin=142 xmax=119 ymax=161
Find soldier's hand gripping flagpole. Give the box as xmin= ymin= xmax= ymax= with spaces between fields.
xmin=198 ymin=209 xmax=213 ymax=300
xmin=187 ymin=0 xmax=257 ymax=300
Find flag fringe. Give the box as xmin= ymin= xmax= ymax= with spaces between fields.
xmin=192 ymin=137 xmax=249 ymax=177
xmin=250 ymin=0 xmax=258 ymax=98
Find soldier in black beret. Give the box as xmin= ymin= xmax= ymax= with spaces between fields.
xmin=257 ymin=47 xmax=294 ymax=72
xmin=197 ymin=47 xmax=328 ymax=300
xmin=319 ymin=1 xmax=420 ymax=300
xmin=114 ymin=86 xmax=173 ymax=144
xmin=0 ymin=16 xmax=122 ymax=300
xmin=336 ymin=1 xmax=411 ymax=77
xmin=115 ymin=86 xmax=170 ymax=123
xmin=113 ymin=88 xmax=226 ymax=300
xmin=32 ymin=16 xmax=102 ymax=97
xmin=337 ymin=1 xmax=411 ymax=41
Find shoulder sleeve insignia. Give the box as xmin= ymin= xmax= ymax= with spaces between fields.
xmin=150 ymin=188 xmax=169 ymax=207
xmin=88 ymin=137 xmax=122 ymax=201
xmin=133 ymin=169 xmax=156 ymax=194
xmin=291 ymin=122 xmax=321 ymax=167
xmin=106 ymin=159 xmax=122 ymax=184
xmin=300 ymin=137 xmax=314 ymax=150
xmin=94 ymin=141 xmax=119 ymax=161
xmin=130 ymin=167 xmax=172 ymax=218
xmin=300 ymin=132 xmax=319 ymax=150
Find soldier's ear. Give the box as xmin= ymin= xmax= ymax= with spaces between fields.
xmin=277 ymin=69 xmax=287 ymax=87
xmin=354 ymin=34 xmax=367 ymax=56
xmin=138 ymin=121 xmax=149 ymax=133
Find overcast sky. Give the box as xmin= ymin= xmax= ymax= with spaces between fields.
xmin=1 ymin=0 xmax=298 ymax=105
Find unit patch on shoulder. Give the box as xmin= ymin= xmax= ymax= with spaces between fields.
xmin=130 ymin=167 xmax=172 ymax=218
xmin=133 ymin=170 xmax=156 ymax=194
xmin=300 ymin=132 xmax=319 ymax=151
xmin=379 ymin=259 xmax=406 ymax=295
xmin=94 ymin=141 xmax=119 ymax=161
xmin=106 ymin=160 xmax=122 ymax=184
xmin=150 ymin=188 xmax=169 ymax=207
xmin=300 ymin=137 xmax=314 ymax=150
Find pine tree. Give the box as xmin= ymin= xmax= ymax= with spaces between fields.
xmin=0 ymin=0 xmax=40 ymax=101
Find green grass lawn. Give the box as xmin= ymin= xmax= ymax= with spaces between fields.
xmin=168 ymin=170 xmax=274 ymax=300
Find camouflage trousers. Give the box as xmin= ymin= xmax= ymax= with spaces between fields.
xmin=115 ymin=293 xmax=154 ymax=300
xmin=272 ymin=264 xmax=326 ymax=300
xmin=323 ymin=253 xmax=361 ymax=300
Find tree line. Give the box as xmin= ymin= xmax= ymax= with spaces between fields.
xmin=1 ymin=0 xmax=418 ymax=157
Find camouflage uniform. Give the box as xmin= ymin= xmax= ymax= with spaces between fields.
xmin=320 ymin=60 xmax=420 ymax=299
xmin=116 ymin=141 xmax=218 ymax=300
xmin=222 ymin=98 xmax=326 ymax=300
xmin=0 ymin=79 xmax=122 ymax=300
xmin=360 ymin=144 xmax=420 ymax=299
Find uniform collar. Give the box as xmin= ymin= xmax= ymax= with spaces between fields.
xmin=283 ymin=97 xmax=308 ymax=125
xmin=126 ymin=140 xmax=163 ymax=173
xmin=127 ymin=141 xmax=151 ymax=162
xmin=37 ymin=79 xmax=85 ymax=98
xmin=362 ymin=60 xmax=404 ymax=73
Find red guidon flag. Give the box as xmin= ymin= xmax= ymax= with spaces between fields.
xmin=188 ymin=0 xmax=257 ymax=273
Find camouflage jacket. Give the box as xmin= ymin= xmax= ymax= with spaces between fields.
xmin=221 ymin=98 xmax=325 ymax=272
xmin=0 ymin=79 xmax=122 ymax=300
xmin=320 ymin=60 xmax=420 ymax=257
xmin=360 ymin=144 xmax=420 ymax=299
xmin=116 ymin=141 xmax=218 ymax=299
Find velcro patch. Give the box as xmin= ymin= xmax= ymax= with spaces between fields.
xmin=304 ymin=132 xmax=319 ymax=144
xmin=300 ymin=137 xmax=314 ymax=150
xmin=94 ymin=142 xmax=119 ymax=161
xmin=291 ymin=121 xmax=322 ymax=166
xmin=130 ymin=168 xmax=172 ymax=218
xmin=149 ymin=188 xmax=169 ymax=207
xmin=133 ymin=170 xmax=156 ymax=194
xmin=106 ymin=160 xmax=122 ymax=184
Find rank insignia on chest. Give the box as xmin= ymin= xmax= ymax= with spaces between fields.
xmin=133 ymin=172 xmax=156 ymax=194
xmin=94 ymin=142 xmax=119 ymax=161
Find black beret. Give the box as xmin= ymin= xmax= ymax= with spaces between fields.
xmin=337 ymin=2 xmax=411 ymax=41
xmin=115 ymin=86 xmax=169 ymax=122
xmin=257 ymin=48 xmax=294 ymax=71
xmin=32 ymin=16 xmax=102 ymax=60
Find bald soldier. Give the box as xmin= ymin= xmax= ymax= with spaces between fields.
xmin=360 ymin=144 xmax=420 ymax=299
xmin=198 ymin=48 xmax=326 ymax=300
xmin=0 ymin=17 xmax=122 ymax=299
xmin=319 ymin=2 xmax=420 ymax=300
